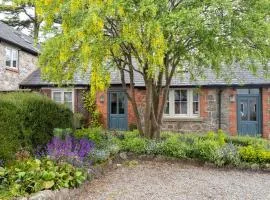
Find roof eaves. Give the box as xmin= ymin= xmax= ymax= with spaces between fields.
xmin=0 ymin=37 xmax=39 ymax=56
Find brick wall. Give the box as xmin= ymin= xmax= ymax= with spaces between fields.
xmin=228 ymin=88 xmax=237 ymax=136
xmin=96 ymin=90 xmax=108 ymax=128
xmin=96 ymin=87 xmax=238 ymax=135
xmin=0 ymin=42 xmax=37 ymax=90
xmin=262 ymin=88 xmax=270 ymax=139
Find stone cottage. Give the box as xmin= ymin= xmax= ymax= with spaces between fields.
xmin=20 ymin=66 xmax=270 ymax=139
xmin=0 ymin=21 xmax=39 ymax=90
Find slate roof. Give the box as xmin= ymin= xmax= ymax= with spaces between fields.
xmin=0 ymin=21 xmax=39 ymax=55
xmin=20 ymin=66 xmax=270 ymax=88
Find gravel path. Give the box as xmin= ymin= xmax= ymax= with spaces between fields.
xmin=78 ymin=161 xmax=270 ymax=200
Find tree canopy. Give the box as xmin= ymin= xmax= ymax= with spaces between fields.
xmin=37 ymin=0 xmax=270 ymax=138
xmin=0 ymin=0 xmax=44 ymax=40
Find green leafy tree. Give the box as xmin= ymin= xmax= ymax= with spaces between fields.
xmin=37 ymin=0 xmax=270 ymax=139
xmin=0 ymin=0 xmax=43 ymax=40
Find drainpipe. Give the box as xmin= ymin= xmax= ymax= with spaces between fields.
xmin=218 ymin=89 xmax=222 ymax=130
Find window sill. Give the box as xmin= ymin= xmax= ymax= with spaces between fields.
xmin=163 ymin=117 xmax=203 ymax=122
xmin=6 ymin=67 xmax=19 ymax=73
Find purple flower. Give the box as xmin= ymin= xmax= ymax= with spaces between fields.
xmin=46 ymin=136 xmax=95 ymax=163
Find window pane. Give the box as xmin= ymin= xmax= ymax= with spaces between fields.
xmin=180 ymin=90 xmax=187 ymax=101
xmin=164 ymin=94 xmax=169 ymax=114
xmin=53 ymin=92 xmax=61 ymax=102
xmin=164 ymin=102 xmax=169 ymax=114
xmin=180 ymin=102 xmax=188 ymax=114
xmin=240 ymin=100 xmax=248 ymax=121
xmin=249 ymin=98 xmax=257 ymax=121
xmin=118 ymin=93 xmax=125 ymax=114
xmin=64 ymin=92 xmax=72 ymax=102
xmin=193 ymin=91 xmax=199 ymax=114
xmin=5 ymin=48 xmax=11 ymax=67
xmin=12 ymin=50 xmax=18 ymax=68
xmin=193 ymin=92 xmax=199 ymax=102
xmin=111 ymin=93 xmax=117 ymax=114
xmin=193 ymin=102 xmax=199 ymax=114
xmin=249 ymin=89 xmax=259 ymax=94
xmin=175 ymin=102 xmax=180 ymax=114
xmin=174 ymin=90 xmax=180 ymax=101
xmin=237 ymin=89 xmax=249 ymax=94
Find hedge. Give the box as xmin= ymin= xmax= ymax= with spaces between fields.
xmin=0 ymin=92 xmax=73 ymax=161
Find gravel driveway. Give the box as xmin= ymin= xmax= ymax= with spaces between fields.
xmin=78 ymin=161 xmax=270 ymax=200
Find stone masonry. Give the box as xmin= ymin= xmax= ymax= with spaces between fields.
xmin=0 ymin=41 xmax=37 ymax=90
xmin=162 ymin=88 xmax=235 ymax=134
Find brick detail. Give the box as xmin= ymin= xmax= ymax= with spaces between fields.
xmin=228 ymin=88 xmax=237 ymax=136
xmin=40 ymin=88 xmax=51 ymax=98
xmin=262 ymin=88 xmax=270 ymax=139
xmin=127 ymin=88 xmax=146 ymax=127
xmin=96 ymin=90 xmax=108 ymax=129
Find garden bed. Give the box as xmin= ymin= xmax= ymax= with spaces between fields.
xmin=1 ymin=127 xmax=270 ymax=199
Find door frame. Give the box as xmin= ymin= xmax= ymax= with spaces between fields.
xmin=236 ymin=93 xmax=262 ymax=136
xmin=107 ymin=89 xmax=128 ymax=130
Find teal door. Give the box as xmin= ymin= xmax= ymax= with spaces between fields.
xmin=108 ymin=91 xmax=128 ymax=130
xmin=237 ymin=94 xmax=261 ymax=136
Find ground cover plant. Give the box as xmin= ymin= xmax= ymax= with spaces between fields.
xmin=76 ymin=128 xmax=270 ymax=169
xmin=0 ymin=158 xmax=87 ymax=199
xmin=0 ymin=128 xmax=94 ymax=199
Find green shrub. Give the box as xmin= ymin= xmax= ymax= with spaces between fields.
xmin=121 ymin=136 xmax=147 ymax=154
xmin=75 ymin=127 xmax=107 ymax=148
xmin=191 ymin=139 xmax=221 ymax=162
xmin=73 ymin=112 xmax=85 ymax=129
xmin=0 ymin=92 xmax=73 ymax=161
xmin=0 ymin=158 xmax=86 ymax=198
xmin=239 ymin=145 xmax=270 ymax=164
xmin=160 ymin=135 xmax=188 ymax=158
xmin=225 ymin=136 xmax=270 ymax=148
xmin=145 ymin=140 xmax=164 ymax=155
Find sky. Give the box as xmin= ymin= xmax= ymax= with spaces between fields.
xmin=0 ymin=0 xmax=60 ymax=41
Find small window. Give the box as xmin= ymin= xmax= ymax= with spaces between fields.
xmin=5 ymin=47 xmax=18 ymax=68
xmin=52 ymin=90 xmax=74 ymax=111
xmin=5 ymin=48 xmax=11 ymax=67
xmin=174 ymin=90 xmax=187 ymax=114
xmin=164 ymin=89 xmax=200 ymax=118
xmin=64 ymin=92 xmax=73 ymax=110
xmin=12 ymin=50 xmax=18 ymax=68
xmin=237 ymin=88 xmax=259 ymax=95
xmin=193 ymin=91 xmax=199 ymax=115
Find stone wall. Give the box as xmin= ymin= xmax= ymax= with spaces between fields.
xmin=162 ymin=88 xmax=236 ymax=134
xmin=0 ymin=41 xmax=37 ymax=90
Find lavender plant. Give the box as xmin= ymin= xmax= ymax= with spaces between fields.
xmin=46 ymin=136 xmax=94 ymax=167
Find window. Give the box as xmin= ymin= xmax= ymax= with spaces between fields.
xmin=164 ymin=89 xmax=200 ymax=118
xmin=164 ymin=94 xmax=170 ymax=114
xmin=52 ymin=90 xmax=74 ymax=111
xmin=5 ymin=47 xmax=18 ymax=68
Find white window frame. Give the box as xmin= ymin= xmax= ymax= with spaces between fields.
xmin=163 ymin=89 xmax=200 ymax=118
xmin=5 ymin=47 xmax=18 ymax=69
xmin=51 ymin=89 xmax=75 ymax=112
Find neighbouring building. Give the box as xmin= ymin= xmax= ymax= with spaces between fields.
xmin=0 ymin=21 xmax=39 ymax=90
xmin=20 ymin=66 xmax=270 ymax=139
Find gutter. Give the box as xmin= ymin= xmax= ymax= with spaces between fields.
xmin=218 ymin=89 xmax=222 ymax=130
